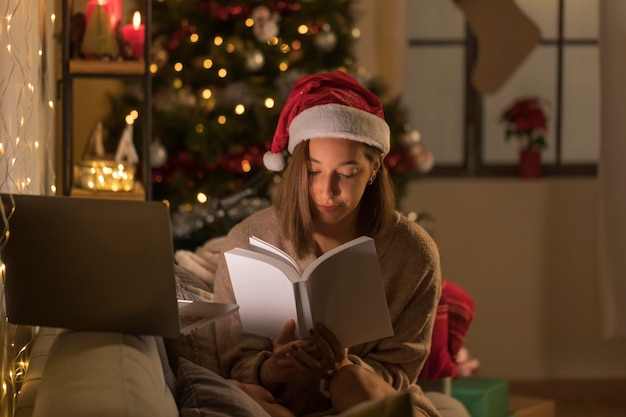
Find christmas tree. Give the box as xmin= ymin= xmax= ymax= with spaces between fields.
xmin=105 ymin=0 xmax=432 ymax=246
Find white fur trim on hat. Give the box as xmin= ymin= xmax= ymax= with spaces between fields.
xmin=288 ymin=103 xmax=390 ymax=155
xmin=263 ymin=150 xmax=285 ymax=171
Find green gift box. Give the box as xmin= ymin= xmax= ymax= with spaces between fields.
xmin=451 ymin=377 xmax=509 ymax=417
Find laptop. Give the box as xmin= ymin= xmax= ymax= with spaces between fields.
xmin=0 ymin=193 xmax=238 ymax=338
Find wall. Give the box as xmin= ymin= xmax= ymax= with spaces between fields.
xmin=355 ymin=0 xmax=626 ymax=379
xmin=400 ymin=178 xmax=626 ymax=379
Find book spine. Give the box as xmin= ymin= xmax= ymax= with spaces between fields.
xmin=294 ymin=281 xmax=313 ymax=338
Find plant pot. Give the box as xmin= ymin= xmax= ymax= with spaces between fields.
xmin=518 ymin=149 xmax=542 ymax=178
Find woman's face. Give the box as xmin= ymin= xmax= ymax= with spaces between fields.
xmin=307 ymin=137 xmax=381 ymax=229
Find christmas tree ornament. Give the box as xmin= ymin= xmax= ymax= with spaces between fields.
xmin=313 ymin=27 xmax=337 ymax=52
xmin=245 ymin=49 xmax=265 ymax=71
xmin=150 ymin=139 xmax=168 ymax=168
xmin=152 ymin=40 xmax=170 ymax=68
xmin=403 ymin=129 xmax=422 ymax=146
xmin=251 ymin=6 xmax=280 ymax=42
xmin=412 ymin=145 xmax=435 ymax=174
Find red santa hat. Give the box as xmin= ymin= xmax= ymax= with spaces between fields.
xmin=263 ymin=70 xmax=391 ymax=171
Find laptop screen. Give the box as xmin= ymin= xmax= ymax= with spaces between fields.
xmin=1 ymin=193 xmax=181 ymax=338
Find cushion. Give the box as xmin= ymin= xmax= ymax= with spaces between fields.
xmin=32 ymin=331 xmax=178 ymax=417
xmin=419 ymin=280 xmax=475 ymax=380
xmin=176 ymin=357 xmax=272 ymax=417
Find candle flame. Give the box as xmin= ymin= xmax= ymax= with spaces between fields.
xmin=132 ymin=11 xmax=141 ymax=29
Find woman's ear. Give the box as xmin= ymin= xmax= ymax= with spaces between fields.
xmin=373 ymin=154 xmax=384 ymax=173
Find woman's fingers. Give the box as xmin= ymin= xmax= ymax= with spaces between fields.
xmin=275 ymin=319 xmax=297 ymax=346
xmin=314 ymin=322 xmax=346 ymax=362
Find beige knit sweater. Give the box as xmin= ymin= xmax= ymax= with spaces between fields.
xmin=211 ymin=207 xmax=442 ymax=416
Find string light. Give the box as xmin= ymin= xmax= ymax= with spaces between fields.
xmin=197 ymin=192 xmax=208 ymax=204
xmin=1 ymin=1 xmax=56 ymax=195
xmin=2 ymin=3 xmax=57 ymax=411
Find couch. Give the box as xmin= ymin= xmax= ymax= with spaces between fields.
xmin=6 ymin=237 xmax=473 ymax=417
xmin=10 ymin=325 xmax=417 ymax=417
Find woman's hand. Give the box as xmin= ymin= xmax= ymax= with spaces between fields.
xmin=260 ymin=320 xmax=353 ymax=392
xmin=259 ymin=319 xmax=320 ymax=390
xmin=308 ymin=322 xmax=351 ymax=379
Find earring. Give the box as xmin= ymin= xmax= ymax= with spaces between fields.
xmin=368 ymin=173 xmax=377 ymax=185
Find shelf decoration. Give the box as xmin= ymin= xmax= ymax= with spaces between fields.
xmin=75 ymin=119 xmax=137 ymax=192
xmin=81 ymin=0 xmax=119 ymax=59
xmin=121 ymin=11 xmax=145 ymax=60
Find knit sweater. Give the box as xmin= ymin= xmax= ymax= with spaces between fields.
xmin=212 ymin=207 xmax=442 ymax=416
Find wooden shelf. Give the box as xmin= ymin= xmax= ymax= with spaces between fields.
xmin=69 ymin=59 xmax=145 ymax=75
xmin=70 ymin=182 xmax=146 ymax=201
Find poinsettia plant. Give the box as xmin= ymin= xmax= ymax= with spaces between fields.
xmin=501 ymin=97 xmax=548 ymax=151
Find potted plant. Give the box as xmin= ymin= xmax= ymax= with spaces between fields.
xmin=501 ymin=97 xmax=548 ymax=178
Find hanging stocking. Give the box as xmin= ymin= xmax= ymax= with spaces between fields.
xmin=453 ymin=0 xmax=541 ymax=94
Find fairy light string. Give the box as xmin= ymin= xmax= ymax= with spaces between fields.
xmin=1 ymin=0 xmax=56 ymax=415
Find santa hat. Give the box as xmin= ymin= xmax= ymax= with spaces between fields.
xmin=263 ymin=70 xmax=391 ymax=171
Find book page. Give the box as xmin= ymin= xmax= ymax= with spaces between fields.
xmin=224 ymin=248 xmax=301 ymax=340
xmin=248 ymin=236 xmax=299 ymax=277
xmin=304 ymin=237 xmax=393 ymax=347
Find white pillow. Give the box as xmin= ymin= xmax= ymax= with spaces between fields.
xmin=33 ymin=331 xmax=178 ymax=417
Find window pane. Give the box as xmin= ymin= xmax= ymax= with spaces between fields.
xmin=406 ymin=0 xmax=464 ymax=39
xmin=517 ymin=0 xmax=560 ymax=40
xmin=564 ymin=0 xmax=599 ymax=38
xmin=405 ymin=47 xmax=465 ymax=165
xmin=562 ymin=46 xmax=600 ymax=162
xmin=482 ymin=46 xmax=557 ymax=164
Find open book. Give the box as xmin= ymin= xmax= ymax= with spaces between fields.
xmin=223 ymin=236 xmax=393 ymax=347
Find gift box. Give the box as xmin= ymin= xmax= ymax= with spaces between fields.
xmin=508 ymin=395 xmax=555 ymax=417
xmin=451 ymin=377 xmax=509 ymax=417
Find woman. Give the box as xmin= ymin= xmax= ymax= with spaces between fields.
xmin=211 ymin=71 xmax=443 ymax=417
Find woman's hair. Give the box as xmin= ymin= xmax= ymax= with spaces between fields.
xmin=272 ymin=140 xmax=396 ymax=258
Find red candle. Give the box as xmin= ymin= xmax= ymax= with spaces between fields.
xmin=121 ymin=11 xmax=145 ymax=59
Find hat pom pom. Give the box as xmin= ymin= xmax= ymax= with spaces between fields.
xmin=263 ymin=151 xmax=285 ymax=171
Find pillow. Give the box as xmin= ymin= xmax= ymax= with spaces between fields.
xmin=32 ymin=331 xmax=178 ymax=417
xmin=176 ymin=357 xmax=271 ymax=417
